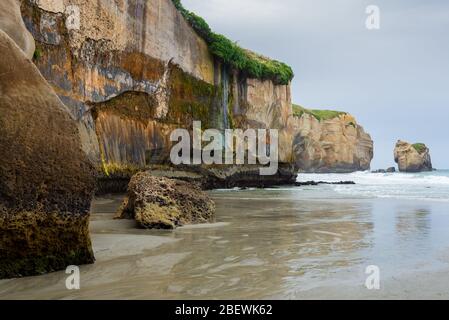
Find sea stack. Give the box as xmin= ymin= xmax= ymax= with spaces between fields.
xmin=394 ymin=140 xmax=433 ymax=172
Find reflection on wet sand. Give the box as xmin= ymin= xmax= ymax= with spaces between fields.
xmin=396 ymin=208 xmax=431 ymax=240
xmin=1 ymin=188 xmax=449 ymax=299
xmin=0 ymin=190 xmax=374 ymax=299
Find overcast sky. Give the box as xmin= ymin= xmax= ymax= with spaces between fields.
xmin=183 ymin=0 xmax=449 ymax=169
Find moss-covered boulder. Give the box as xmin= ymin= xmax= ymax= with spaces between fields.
xmin=0 ymin=27 xmax=96 ymax=279
xmin=117 ymin=172 xmax=215 ymax=229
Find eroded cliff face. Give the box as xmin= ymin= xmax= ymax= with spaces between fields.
xmin=292 ymin=113 xmax=373 ymax=173
xmin=394 ymin=140 xmax=432 ymax=172
xmin=0 ymin=0 xmax=96 ymax=278
xmin=22 ymin=0 xmax=295 ymax=189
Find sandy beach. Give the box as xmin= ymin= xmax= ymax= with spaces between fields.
xmin=1 ymin=185 xmax=449 ymax=300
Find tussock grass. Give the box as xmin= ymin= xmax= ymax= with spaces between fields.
xmin=412 ymin=143 xmax=427 ymax=154
xmin=292 ymin=104 xmax=346 ymax=121
xmin=171 ymin=0 xmax=294 ymax=85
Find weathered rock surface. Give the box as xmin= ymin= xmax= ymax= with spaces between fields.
xmin=142 ymin=164 xmax=297 ymax=190
xmin=292 ymin=113 xmax=373 ymax=173
xmin=21 ymin=0 xmax=297 ymax=190
xmin=117 ymin=172 xmax=215 ymax=229
xmin=394 ymin=140 xmax=433 ymax=172
xmin=0 ymin=19 xmax=96 ymax=277
xmin=0 ymin=0 xmax=35 ymax=59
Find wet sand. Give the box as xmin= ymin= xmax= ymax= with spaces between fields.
xmin=1 ymin=189 xmax=449 ymax=299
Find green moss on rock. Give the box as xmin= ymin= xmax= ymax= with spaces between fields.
xmin=171 ymin=0 xmax=293 ymax=85
xmin=293 ymin=104 xmax=346 ymax=121
xmin=412 ymin=143 xmax=427 ymax=154
xmin=0 ymin=211 xmax=94 ymax=279
xmin=33 ymin=47 xmax=42 ymax=60
xmin=167 ymin=64 xmax=217 ymax=129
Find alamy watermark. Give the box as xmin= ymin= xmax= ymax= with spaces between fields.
xmin=366 ymin=5 xmax=381 ymax=30
xmin=65 ymin=265 xmax=80 ymax=290
xmin=170 ymin=121 xmax=279 ymax=176
xmin=365 ymin=265 xmax=380 ymax=290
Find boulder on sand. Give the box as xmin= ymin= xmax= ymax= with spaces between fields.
xmin=117 ymin=172 xmax=215 ymax=229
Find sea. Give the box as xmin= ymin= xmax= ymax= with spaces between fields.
xmin=295 ymin=169 xmax=449 ymax=202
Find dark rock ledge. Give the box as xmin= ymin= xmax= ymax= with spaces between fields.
xmin=295 ymin=181 xmax=356 ymax=186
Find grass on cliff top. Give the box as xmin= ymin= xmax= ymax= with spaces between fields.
xmin=412 ymin=143 xmax=427 ymax=154
xmin=292 ymin=104 xmax=346 ymax=121
xmin=171 ymin=0 xmax=294 ymax=85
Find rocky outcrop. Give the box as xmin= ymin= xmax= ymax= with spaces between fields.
xmin=372 ymin=167 xmax=396 ymax=173
xmin=21 ymin=0 xmax=297 ymax=191
xmin=394 ymin=140 xmax=432 ymax=172
xmin=292 ymin=112 xmax=373 ymax=173
xmin=117 ymin=172 xmax=215 ymax=229
xmin=295 ymin=181 xmax=355 ymax=186
xmin=139 ymin=164 xmax=297 ymax=190
xmin=0 ymin=3 xmax=96 ymax=278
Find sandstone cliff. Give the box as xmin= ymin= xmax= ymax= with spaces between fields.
xmin=19 ymin=0 xmax=373 ymax=184
xmin=1 ymin=0 xmax=376 ymax=279
xmin=22 ymin=0 xmax=296 ymax=189
xmin=291 ymin=105 xmax=373 ymax=173
xmin=394 ymin=140 xmax=433 ymax=172
xmin=0 ymin=0 xmax=96 ymax=278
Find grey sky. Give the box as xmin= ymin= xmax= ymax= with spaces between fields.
xmin=183 ymin=0 xmax=449 ymax=169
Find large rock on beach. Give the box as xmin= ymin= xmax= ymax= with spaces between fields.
xmin=117 ymin=172 xmax=215 ymax=229
xmin=0 ymin=10 xmax=96 ymax=278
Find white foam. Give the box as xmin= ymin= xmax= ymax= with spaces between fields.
xmin=297 ymin=170 xmax=449 ymax=201
xmin=298 ymin=170 xmax=449 ymax=186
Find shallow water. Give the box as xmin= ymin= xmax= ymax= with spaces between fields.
xmin=1 ymin=181 xmax=449 ymax=299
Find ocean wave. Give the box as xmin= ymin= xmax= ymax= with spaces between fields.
xmin=297 ymin=170 xmax=449 ymax=186
xmin=298 ymin=170 xmax=449 ymax=201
